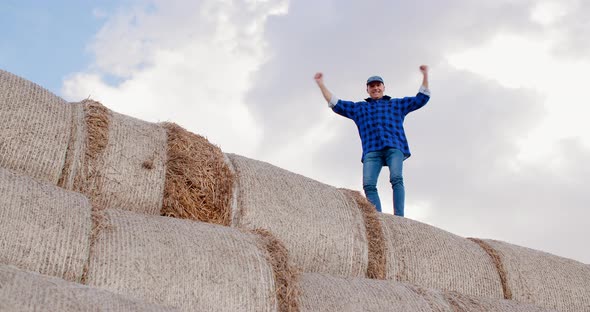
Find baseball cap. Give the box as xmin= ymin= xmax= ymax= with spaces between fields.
xmin=366 ymin=76 xmax=384 ymax=85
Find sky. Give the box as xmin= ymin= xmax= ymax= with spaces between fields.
xmin=1 ymin=0 xmax=589 ymax=264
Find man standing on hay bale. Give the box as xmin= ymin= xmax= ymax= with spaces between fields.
xmin=314 ymin=66 xmax=430 ymax=216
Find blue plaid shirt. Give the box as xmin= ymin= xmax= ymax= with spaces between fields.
xmin=330 ymin=86 xmax=430 ymax=162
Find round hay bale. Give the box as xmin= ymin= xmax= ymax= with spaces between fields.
xmin=0 ymin=69 xmax=71 ymax=184
xmin=379 ymin=214 xmax=504 ymax=298
xmin=442 ymin=291 xmax=555 ymax=312
xmin=0 ymin=264 xmax=178 ymax=312
xmin=161 ymin=122 xmax=234 ymax=225
xmin=86 ymin=209 xmax=278 ymax=311
xmin=79 ymin=100 xmax=167 ymax=215
xmin=299 ymin=273 xmax=553 ymax=312
xmin=226 ymin=153 xmax=369 ymax=278
xmin=480 ymin=239 xmax=590 ymax=312
xmin=0 ymin=168 xmax=92 ymax=282
xmin=299 ymin=273 xmax=449 ymax=311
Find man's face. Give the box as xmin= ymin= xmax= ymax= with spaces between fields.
xmin=366 ymin=82 xmax=384 ymax=100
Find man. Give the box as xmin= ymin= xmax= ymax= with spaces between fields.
xmin=313 ymin=66 xmax=430 ymax=216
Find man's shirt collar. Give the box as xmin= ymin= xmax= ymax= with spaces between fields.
xmin=365 ymin=95 xmax=392 ymax=102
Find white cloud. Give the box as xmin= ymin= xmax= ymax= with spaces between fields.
xmin=62 ymin=0 xmax=288 ymax=156
xmin=446 ymin=28 xmax=590 ymax=166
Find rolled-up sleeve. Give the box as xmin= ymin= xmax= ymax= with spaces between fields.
xmin=419 ymin=85 xmax=431 ymax=96
xmin=332 ymin=99 xmax=356 ymax=119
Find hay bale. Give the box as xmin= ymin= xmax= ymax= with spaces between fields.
xmin=226 ymin=153 xmax=369 ymax=277
xmin=0 ymin=264 xmax=178 ymax=312
xmin=86 ymin=209 xmax=278 ymax=311
xmin=0 ymin=168 xmax=92 ymax=282
xmin=299 ymin=273 xmax=553 ymax=312
xmin=79 ymin=100 xmax=168 ymax=215
xmin=481 ymin=239 xmax=590 ymax=312
xmin=442 ymin=291 xmax=557 ymax=312
xmin=379 ymin=214 xmax=504 ymax=298
xmin=0 ymin=69 xmax=71 ymax=184
xmin=161 ymin=122 xmax=234 ymax=225
xmin=299 ymin=273 xmax=448 ymax=311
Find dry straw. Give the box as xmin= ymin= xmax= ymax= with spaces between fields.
xmin=161 ymin=122 xmax=234 ymax=225
xmin=76 ymin=99 xmax=111 ymax=210
xmin=252 ymin=229 xmax=301 ymax=312
xmin=0 ymin=264 xmax=178 ymax=312
xmin=86 ymin=209 xmax=277 ymax=311
xmin=339 ymin=188 xmax=387 ymax=280
xmin=379 ymin=214 xmax=504 ymax=298
xmin=0 ymin=168 xmax=92 ymax=282
xmin=0 ymin=69 xmax=71 ymax=185
xmin=226 ymin=153 xmax=369 ymax=277
xmin=468 ymin=238 xmax=512 ymax=300
xmin=481 ymin=239 xmax=590 ymax=312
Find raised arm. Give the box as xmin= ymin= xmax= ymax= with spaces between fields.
xmin=400 ymin=65 xmax=431 ymax=115
xmin=419 ymin=65 xmax=429 ymax=89
xmin=314 ymin=72 xmax=333 ymax=104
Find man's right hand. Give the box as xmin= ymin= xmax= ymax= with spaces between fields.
xmin=314 ymin=72 xmax=324 ymax=85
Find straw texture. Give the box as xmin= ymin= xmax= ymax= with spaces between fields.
xmin=299 ymin=273 xmax=554 ymax=312
xmin=299 ymin=273 xmax=449 ymax=312
xmin=0 ymin=168 xmax=92 ymax=282
xmin=379 ymin=214 xmax=504 ymax=298
xmin=252 ymin=228 xmax=301 ymax=312
xmin=468 ymin=238 xmax=512 ymax=299
xmin=86 ymin=107 xmax=168 ymax=215
xmin=0 ymin=264 xmax=178 ymax=312
xmin=227 ymin=153 xmax=368 ymax=277
xmin=482 ymin=239 xmax=590 ymax=312
xmin=86 ymin=209 xmax=278 ymax=311
xmin=340 ymin=188 xmax=387 ymax=279
xmin=57 ymin=102 xmax=86 ymax=190
xmin=74 ymin=99 xmax=110 ymax=210
xmin=0 ymin=69 xmax=71 ymax=184
xmin=161 ymin=122 xmax=234 ymax=225
xmin=442 ymin=291 xmax=556 ymax=312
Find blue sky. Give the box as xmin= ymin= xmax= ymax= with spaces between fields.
xmin=1 ymin=0 xmax=589 ymax=264
xmin=0 ymin=1 xmax=120 ymax=93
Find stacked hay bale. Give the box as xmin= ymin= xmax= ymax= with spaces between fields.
xmin=226 ymin=154 xmax=369 ymax=278
xmin=225 ymin=154 xmax=590 ymax=311
xmin=0 ymin=265 xmax=177 ymax=312
xmin=0 ymin=168 xmax=557 ymax=312
xmin=471 ymin=239 xmax=590 ymax=312
xmin=0 ymin=69 xmax=73 ymax=185
xmin=0 ymin=69 xmax=234 ymax=220
xmin=85 ymin=209 xmax=293 ymax=311
xmin=0 ymin=167 xmax=293 ymax=311
xmin=379 ymin=213 xmax=504 ymax=298
xmin=298 ymin=273 xmax=553 ymax=312
xmin=0 ymin=168 xmax=91 ymax=282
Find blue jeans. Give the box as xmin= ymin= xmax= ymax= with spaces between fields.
xmin=362 ymin=148 xmax=405 ymax=216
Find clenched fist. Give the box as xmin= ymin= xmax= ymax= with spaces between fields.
xmin=419 ymin=65 xmax=429 ymax=75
